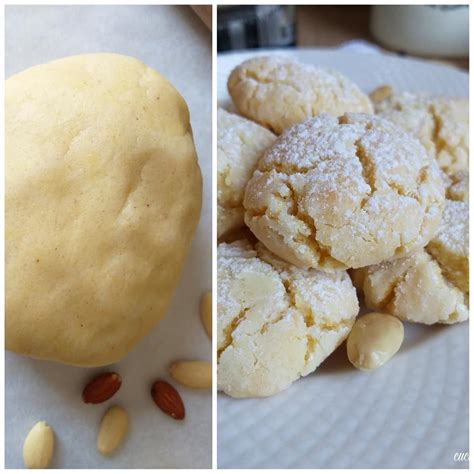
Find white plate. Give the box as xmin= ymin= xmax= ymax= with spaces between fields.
xmin=5 ymin=6 xmax=211 ymax=468
xmin=217 ymin=48 xmax=469 ymax=469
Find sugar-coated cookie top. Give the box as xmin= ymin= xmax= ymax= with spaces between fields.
xmin=228 ymin=55 xmax=373 ymax=134
xmin=244 ymin=113 xmax=446 ymax=271
xmin=217 ymin=239 xmax=358 ymax=398
xmin=352 ymin=248 xmax=468 ymax=325
xmin=372 ymin=86 xmax=469 ymax=174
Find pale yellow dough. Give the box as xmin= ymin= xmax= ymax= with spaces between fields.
xmin=217 ymin=108 xmax=275 ymax=238
xmin=217 ymin=239 xmax=358 ymax=398
xmin=6 ymin=54 xmax=202 ymax=366
xmin=228 ymin=55 xmax=373 ymax=134
xmin=352 ymin=200 xmax=469 ymax=324
xmin=244 ymin=113 xmax=445 ymax=271
xmin=372 ymin=86 xmax=469 ymax=174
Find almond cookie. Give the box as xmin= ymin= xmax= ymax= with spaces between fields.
xmin=228 ymin=56 xmax=373 ymax=134
xmin=218 ymin=239 xmax=358 ymax=398
xmin=244 ymin=113 xmax=445 ymax=271
xmin=351 ymin=250 xmax=468 ymax=325
xmin=352 ymin=199 xmax=468 ymax=324
xmin=372 ymin=86 xmax=468 ymax=174
xmin=218 ymin=108 xmax=276 ymax=238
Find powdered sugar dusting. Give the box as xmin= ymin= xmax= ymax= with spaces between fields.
xmin=244 ymin=113 xmax=446 ymax=270
xmin=228 ymin=55 xmax=373 ymax=134
xmin=374 ymin=88 xmax=469 ymax=174
xmin=217 ymin=239 xmax=358 ymax=397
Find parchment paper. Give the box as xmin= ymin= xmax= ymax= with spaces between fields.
xmin=5 ymin=5 xmax=211 ymax=468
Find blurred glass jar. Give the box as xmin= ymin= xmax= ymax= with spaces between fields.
xmin=371 ymin=5 xmax=468 ymax=58
xmin=218 ymin=5 xmax=296 ymax=52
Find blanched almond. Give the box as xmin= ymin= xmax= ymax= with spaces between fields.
xmin=97 ymin=406 xmax=128 ymax=455
xmin=347 ymin=312 xmax=404 ymax=371
xmin=169 ymin=360 xmax=212 ymax=389
xmin=200 ymin=291 xmax=212 ymax=339
xmin=23 ymin=421 xmax=54 ymax=469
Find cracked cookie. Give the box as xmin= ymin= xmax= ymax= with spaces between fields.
xmin=243 ymin=113 xmax=446 ymax=271
xmin=228 ymin=55 xmax=373 ymax=134
xmin=218 ymin=108 xmax=276 ymax=238
xmin=352 ymin=199 xmax=468 ymax=324
xmin=372 ymin=86 xmax=469 ymax=174
xmin=217 ymin=239 xmax=358 ymax=398
xmin=6 ymin=53 xmax=202 ymax=366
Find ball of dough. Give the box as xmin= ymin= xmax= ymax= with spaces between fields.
xmin=6 ymin=54 xmax=202 ymax=366
xmin=351 ymin=249 xmax=468 ymax=325
xmin=228 ymin=55 xmax=373 ymax=134
xmin=217 ymin=239 xmax=359 ymax=398
xmin=244 ymin=113 xmax=445 ymax=271
xmin=217 ymin=108 xmax=275 ymax=238
xmin=372 ymin=86 xmax=469 ymax=174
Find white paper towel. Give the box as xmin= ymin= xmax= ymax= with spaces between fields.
xmin=5 ymin=5 xmax=211 ymax=468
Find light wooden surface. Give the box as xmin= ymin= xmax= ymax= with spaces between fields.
xmin=296 ymin=6 xmax=468 ymax=71
xmin=191 ymin=5 xmax=212 ymax=30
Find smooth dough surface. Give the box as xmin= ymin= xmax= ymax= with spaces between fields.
xmin=6 ymin=53 xmax=202 ymax=366
xmin=217 ymin=239 xmax=358 ymax=398
xmin=352 ymin=199 xmax=469 ymax=324
xmin=217 ymin=108 xmax=275 ymax=238
xmin=372 ymin=86 xmax=469 ymax=174
xmin=228 ymin=55 xmax=373 ymax=134
xmin=244 ymin=113 xmax=445 ymax=271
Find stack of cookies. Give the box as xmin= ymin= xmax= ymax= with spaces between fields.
xmin=217 ymin=55 xmax=469 ymax=398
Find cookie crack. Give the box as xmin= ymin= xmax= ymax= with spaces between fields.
xmin=279 ymin=277 xmax=320 ymax=366
xmin=429 ymin=104 xmax=448 ymax=158
xmin=304 ymin=335 xmax=317 ymax=364
xmin=244 ymin=68 xmax=305 ymax=94
xmin=284 ymin=180 xmax=346 ymax=268
xmin=371 ymin=265 xmax=412 ymax=311
xmin=425 ymin=246 xmax=466 ymax=296
xmin=279 ymin=275 xmax=354 ymax=370
xmin=354 ymin=138 xmax=376 ymax=207
xmin=217 ymin=307 xmax=248 ymax=362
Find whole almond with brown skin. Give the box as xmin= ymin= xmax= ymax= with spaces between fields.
xmin=151 ymin=380 xmax=185 ymax=420
xmin=82 ymin=372 xmax=122 ymax=404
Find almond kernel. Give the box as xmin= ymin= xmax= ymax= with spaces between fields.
xmin=97 ymin=405 xmax=129 ymax=455
xmin=23 ymin=421 xmax=55 ymax=469
xmin=151 ymin=380 xmax=185 ymax=420
xmin=169 ymin=360 xmax=212 ymax=389
xmin=82 ymin=372 xmax=122 ymax=404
